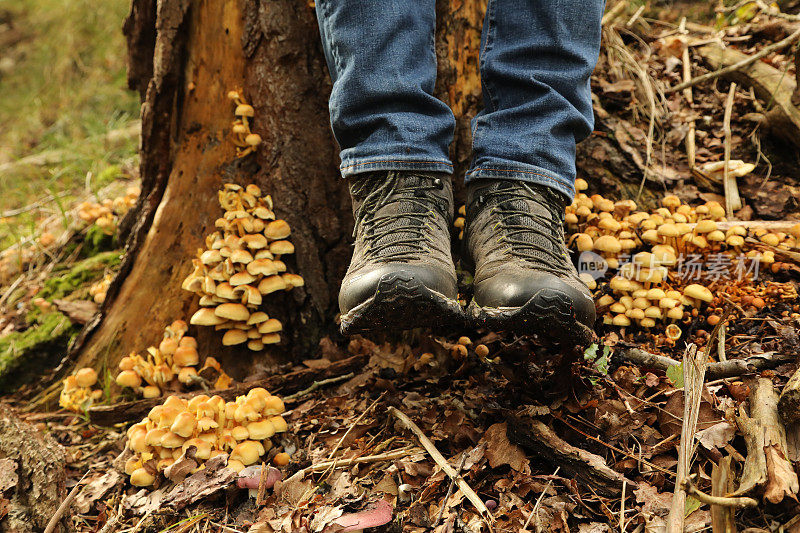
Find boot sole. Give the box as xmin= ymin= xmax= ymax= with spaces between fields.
xmin=468 ymin=288 xmax=595 ymax=346
xmin=340 ymin=270 xmax=464 ymax=335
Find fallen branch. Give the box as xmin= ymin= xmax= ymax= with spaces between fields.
xmin=683 ymin=478 xmax=758 ymax=508
xmin=667 ymin=25 xmax=800 ymax=93
xmin=507 ymin=416 xmax=637 ymax=497
xmin=666 ymin=344 xmax=706 ymax=533
xmin=88 ymin=354 xmax=368 ymax=425
xmin=736 ymin=377 xmax=799 ymax=503
xmin=615 ymin=346 xmax=794 ymax=379
xmin=388 ymin=406 xmax=494 ymax=527
xmin=283 ymin=372 xmax=354 ymax=402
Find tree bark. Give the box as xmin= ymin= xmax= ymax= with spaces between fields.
xmin=68 ymin=0 xmax=487 ymax=378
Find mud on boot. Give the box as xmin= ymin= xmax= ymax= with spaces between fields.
xmin=338 ymin=171 xmax=464 ymax=335
xmin=463 ymin=179 xmax=595 ymax=345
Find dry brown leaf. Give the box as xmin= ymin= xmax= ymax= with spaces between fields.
xmin=481 ymin=423 xmax=529 ymax=473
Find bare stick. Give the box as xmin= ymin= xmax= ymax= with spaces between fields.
xmin=43 ymin=470 xmax=89 ymax=533
xmin=522 ymin=467 xmax=560 ymax=532
xmin=283 ymin=372 xmax=354 ymax=401
xmin=602 ymin=0 xmax=628 ymax=26
xmin=683 ymin=478 xmax=758 ymax=508
xmin=722 ymin=83 xmax=741 ymax=215
xmin=433 ymin=452 xmax=468 ymax=528
xmin=680 ymin=18 xmax=697 ymax=169
xmin=666 ymin=344 xmax=707 ymax=533
xmin=667 ymin=26 xmax=800 ymax=93
xmin=389 ymin=406 xmax=493 ymax=527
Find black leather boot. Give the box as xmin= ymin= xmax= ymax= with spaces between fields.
xmin=464 ymin=179 xmax=595 ymax=344
xmin=338 ymin=171 xmax=463 ymax=334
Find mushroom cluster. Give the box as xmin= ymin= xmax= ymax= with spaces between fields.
xmin=182 ymin=184 xmax=304 ymax=350
xmin=566 ymin=184 xmax=800 ymax=336
xmin=76 ymin=185 xmax=140 ymax=235
xmin=115 ymin=320 xmax=231 ymax=398
xmin=59 ymin=368 xmax=103 ymax=412
xmin=88 ymin=273 xmax=112 ymax=304
xmin=124 ymin=388 xmax=289 ymax=487
xmin=227 ymin=90 xmax=262 ymax=158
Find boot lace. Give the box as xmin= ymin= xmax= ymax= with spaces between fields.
xmin=352 ymin=173 xmax=447 ymax=262
xmin=480 ymin=182 xmax=570 ymax=274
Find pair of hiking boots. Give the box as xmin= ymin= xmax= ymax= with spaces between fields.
xmin=338 ymin=171 xmax=596 ymax=345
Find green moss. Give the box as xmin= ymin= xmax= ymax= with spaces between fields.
xmin=37 ymin=250 xmax=121 ymax=302
xmin=0 ymin=311 xmax=78 ymax=392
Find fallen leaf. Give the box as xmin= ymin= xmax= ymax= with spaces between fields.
xmin=482 ymin=423 xmax=529 ymax=473
xmin=696 ymin=421 xmax=735 ymax=451
xmin=74 ymin=469 xmax=123 ymax=514
xmin=52 ymin=299 xmax=97 ymax=324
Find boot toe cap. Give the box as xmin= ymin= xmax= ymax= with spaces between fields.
xmin=339 ymin=264 xmax=458 ymax=315
xmin=474 ymin=272 xmax=596 ymax=327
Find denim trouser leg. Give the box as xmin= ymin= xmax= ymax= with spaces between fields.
xmin=315 ymin=0 xmax=456 ymax=178
xmin=465 ymin=0 xmax=605 ymax=199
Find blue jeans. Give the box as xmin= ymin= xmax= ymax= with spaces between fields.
xmin=315 ymin=0 xmax=604 ymax=199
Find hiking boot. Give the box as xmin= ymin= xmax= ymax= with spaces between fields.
xmin=339 ymin=171 xmax=463 ymax=335
xmin=463 ymin=179 xmax=595 ymax=344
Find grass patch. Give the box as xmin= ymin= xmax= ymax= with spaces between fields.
xmin=0 ymin=0 xmax=139 ymax=247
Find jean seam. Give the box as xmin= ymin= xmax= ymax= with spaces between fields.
xmin=341 ymin=159 xmax=454 ymax=170
xmin=467 ymin=167 xmax=572 ymax=188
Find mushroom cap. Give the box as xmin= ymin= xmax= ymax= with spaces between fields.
xmin=116 ymin=370 xmax=142 ymax=388
xmin=258 ymin=275 xmax=287 ymax=295
xmin=594 ymin=235 xmax=622 ymax=254
xmin=191 ymin=308 xmax=226 ymax=326
xmin=657 ymin=223 xmax=679 ymax=238
xmin=247 ymin=258 xmax=278 ymax=276
xmin=684 ymin=284 xmax=713 ymax=303
xmin=282 ymin=273 xmax=304 ymax=288
xmin=142 ymin=385 xmax=161 ymax=399
xmin=245 ymin=133 xmax=262 ymax=146
xmin=75 ymin=368 xmax=98 ymax=388
xmin=130 ymin=468 xmax=156 ymax=487
xmin=174 ymin=346 xmax=200 ymax=367
xmin=234 ymin=104 xmax=255 ymax=117
xmin=215 ymin=303 xmax=250 ymax=321
xmin=247 ymin=311 xmax=270 ymax=325
xmin=230 ymin=249 xmax=254 ymax=264
xmin=646 ymin=288 xmax=666 ymax=300
xmin=265 ymin=220 xmax=291 ymax=240
xmin=161 ymin=431 xmax=185 ymax=448
xmin=262 ymin=333 xmax=281 ymax=345
xmin=246 ymin=419 xmax=276 ymax=440
xmin=222 ymin=329 xmax=249 ymax=346
xmin=269 ymin=240 xmax=295 ymax=255
xmin=726 ymin=235 xmax=745 ymax=247
xmin=612 ymin=314 xmax=631 ymax=326
xmin=626 ymin=308 xmax=645 ymax=320
xmin=707 ymin=230 xmax=725 ymax=242
xmin=230 ymin=271 xmax=257 ymax=286
xmin=695 ymin=220 xmax=717 ymax=234
xmin=574 ymin=233 xmax=593 ymax=252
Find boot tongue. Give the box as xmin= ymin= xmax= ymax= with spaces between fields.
xmin=474 ymin=180 xmax=567 ymax=267
xmin=352 ymin=173 xmax=439 ymax=261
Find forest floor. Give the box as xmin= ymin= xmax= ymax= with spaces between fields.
xmin=2 ymin=1 xmax=800 ymax=532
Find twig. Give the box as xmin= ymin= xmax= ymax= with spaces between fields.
xmin=300 ymin=447 xmax=419 ymax=475
xmin=620 ymin=479 xmax=627 ymax=533
xmin=522 ymin=467 xmax=560 ymax=532
xmin=602 ymin=0 xmax=628 ymax=26
xmin=283 ymin=372 xmax=354 ymax=401
xmin=0 ymin=274 xmax=26 ymax=309
xmin=680 ymin=18 xmax=697 ymax=169
xmin=615 ymin=345 xmax=793 ymax=379
xmin=321 ymin=392 xmax=385 ymax=478
xmin=666 ymin=344 xmax=707 ymax=533
xmin=388 ymin=406 xmax=494 ymax=528
xmin=667 ymin=26 xmax=800 ymax=93
xmin=433 ymin=452 xmax=468 ymax=528
xmin=683 ymin=478 xmax=758 ymax=508
xmin=626 ymin=5 xmax=645 ymax=27
xmin=722 ymin=82 xmax=741 ymax=215
xmin=43 ymin=470 xmax=90 ymax=533
xmin=717 ymin=324 xmax=727 ymax=363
